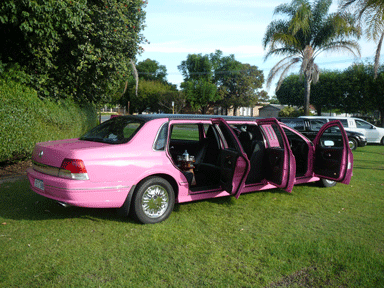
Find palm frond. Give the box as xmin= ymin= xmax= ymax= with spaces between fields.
xmin=264 ymin=47 xmax=300 ymax=61
xmin=263 ymin=20 xmax=290 ymax=49
xmin=275 ymin=58 xmax=302 ymax=91
xmin=266 ymin=56 xmax=301 ymax=89
xmin=315 ymin=40 xmax=361 ymax=57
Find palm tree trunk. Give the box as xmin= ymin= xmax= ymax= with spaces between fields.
xmin=304 ymin=77 xmax=311 ymax=116
xmin=374 ymin=32 xmax=384 ymax=79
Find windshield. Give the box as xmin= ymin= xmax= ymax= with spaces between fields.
xmin=80 ymin=117 xmax=144 ymax=144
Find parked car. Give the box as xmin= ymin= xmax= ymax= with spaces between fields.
xmin=299 ymin=116 xmax=384 ymax=145
xmin=279 ymin=117 xmax=367 ymax=150
xmin=27 ymin=115 xmax=353 ymax=224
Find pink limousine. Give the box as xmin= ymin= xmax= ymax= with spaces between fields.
xmin=27 ymin=115 xmax=353 ymax=224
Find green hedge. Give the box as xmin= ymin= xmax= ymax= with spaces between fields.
xmin=0 ymin=79 xmax=98 ymax=162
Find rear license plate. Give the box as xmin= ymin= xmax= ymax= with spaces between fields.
xmin=34 ymin=179 xmax=44 ymax=191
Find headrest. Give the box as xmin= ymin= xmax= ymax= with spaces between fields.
xmin=238 ymin=131 xmax=253 ymax=142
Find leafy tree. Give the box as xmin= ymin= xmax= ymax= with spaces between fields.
xmin=120 ymin=58 xmax=179 ymax=114
xmin=277 ymin=71 xmax=344 ymax=115
xmin=341 ymin=64 xmax=372 ymax=113
xmin=340 ymin=0 xmax=384 ymax=78
xmin=178 ymin=53 xmax=219 ymax=114
xmin=372 ymin=66 xmax=384 ymax=126
xmin=179 ymin=53 xmax=213 ymax=81
xmin=213 ymin=53 xmax=264 ymax=115
xmin=157 ymin=91 xmax=187 ymax=114
xmin=342 ymin=63 xmax=384 ymax=126
xmin=263 ymin=0 xmax=361 ymax=115
xmin=180 ymin=79 xmax=217 ymax=114
xmin=278 ymin=106 xmax=303 ymax=117
xmin=269 ymin=95 xmax=280 ymax=104
xmin=310 ymin=70 xmax=344 ymax=115
xmin=258 ymin=90 xmax=270 ymax=103
xmin=126 ymin=80 xmax=169 ymax=114
xmin=137 ymin=58 xmax=168 ymax=83
xmin=0 ymin=0 xmax=147 ymax=104
xmin=275 ymin=74 xmax=304 ymax=106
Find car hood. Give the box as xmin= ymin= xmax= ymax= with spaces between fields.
xmin=346 ymin=130 xmax=365 ymax=137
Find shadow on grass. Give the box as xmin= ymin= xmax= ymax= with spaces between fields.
xmin=0 ymin=179 xmax=137 ymax=223
xmin=1 ymin=179 xmax=320 ymax=223
xmin=355 ymin=145 xmax=384 ymax=155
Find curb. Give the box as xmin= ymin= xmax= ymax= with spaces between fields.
xmin=0 ymin=174 xmax=28 ymax=184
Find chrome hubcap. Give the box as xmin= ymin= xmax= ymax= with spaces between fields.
xmin=142 ymin=185 xmax=169 ymax=218
xmin=349 ymin=140 xmax=355 ymax=150
xmin=324 ymin=179 xmax=336 ymax=185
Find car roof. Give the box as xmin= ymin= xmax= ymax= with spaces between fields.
xmin=299 ymin=116 xmax=350 ymax=119
xmin=120 ymin=114 xmax=265 ymax=122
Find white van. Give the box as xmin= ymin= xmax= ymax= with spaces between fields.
xmin=299 ymin=116 xmax=384 ymax=144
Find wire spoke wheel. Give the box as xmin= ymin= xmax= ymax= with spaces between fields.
xmin=141 ymin=185 xmax=169 ymax=218
xmin=132 ymin=177 xmax=175 ymax=224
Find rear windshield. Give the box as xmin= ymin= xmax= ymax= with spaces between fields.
xmin=80 ymin=117 xmax=144 ymax=144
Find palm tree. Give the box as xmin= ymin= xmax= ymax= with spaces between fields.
xmin=340 ymin=0 xmax=384 ymax=78
xmin=263 ymin=0 xmax=361 ymax=115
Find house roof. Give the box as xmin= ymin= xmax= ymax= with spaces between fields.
xmin=259 ymin=104 xmax=298 ymax=111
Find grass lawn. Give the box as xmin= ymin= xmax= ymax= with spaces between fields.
xmin=1 ymin=146 xmax=383 ymax=287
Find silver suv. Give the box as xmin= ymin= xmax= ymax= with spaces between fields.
xmin=299 ymin=116 xmax=384 ymax=145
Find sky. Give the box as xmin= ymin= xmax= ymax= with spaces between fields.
xmin=137 ymin=0 xmax=377 ymax=96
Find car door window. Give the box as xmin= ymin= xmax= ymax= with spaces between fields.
xmin=171 ymin=124 xmax=200 ymax=141
xmin=313 ymin=121 xmax=353 ymax=184
xmin=153 ymin=123 xmax=168 ymax=151
xmin=319 ymin=126 xmax=343 ymax=148
xmin=355 ymin=120 xmax=372 ymax=129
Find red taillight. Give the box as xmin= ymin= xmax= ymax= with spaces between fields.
xmin=61 ymin=159 xmax=87 ymax=173
xmin=59 ymin=159 xmax=89 ymax=180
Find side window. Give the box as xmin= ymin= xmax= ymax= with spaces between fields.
xmin=338 ymin=119 xmax=348 ymax=127
xmin=310 ymin=119 xmax=327 ymax=131
xmin=171 ymin=124 xmax=200 ymax=141
xmin=319 ymin=126 xmax=343 ymax=147
xmin=355 ymin=120 xmax=372 ymax=129
xmin=153 ymin=123 xmax=168 ymax=151
xmin=280 ymin=118 xmax=305 ymax=131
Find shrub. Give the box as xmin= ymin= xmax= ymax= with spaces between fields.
xmin=0 ymin=79 xmax=97 ymax=162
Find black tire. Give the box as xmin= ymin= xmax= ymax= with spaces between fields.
xmin=131 ymin=176 xmax=175 ymax=224
xmin=381 ymin=137 xmax=384 ymax=145
xmin=349 ymin=138 xmax=358 ymax=150
xmin=318 ymin=178 xmax=337 ymax=188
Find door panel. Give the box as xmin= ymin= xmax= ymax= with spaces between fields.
xmin=264 ymin=147 xmax=285 ymax=185
xmin=219 ymin=149 xmax=248 ymax=194
xmin=212 ymin=118 xmax=250 ymax=198
xmin=313 ymin=121 xmax=353 ymax=184
xmin=256 ymin=119 xmax=296 ymax=193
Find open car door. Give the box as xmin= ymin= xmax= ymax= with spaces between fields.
xmin=255 ymin=118 xmax=296 ymax=193
xmin=212 ymin=118 xmax=250 ymax=199
xmin=313 ymin=120 xmax=353 ymax=184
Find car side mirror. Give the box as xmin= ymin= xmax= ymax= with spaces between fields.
xmin=371 ymin=126 xmax=376 ymax=129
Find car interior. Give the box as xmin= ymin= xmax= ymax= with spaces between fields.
xmin=168 ymin=122 xmax=314 ymax=193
